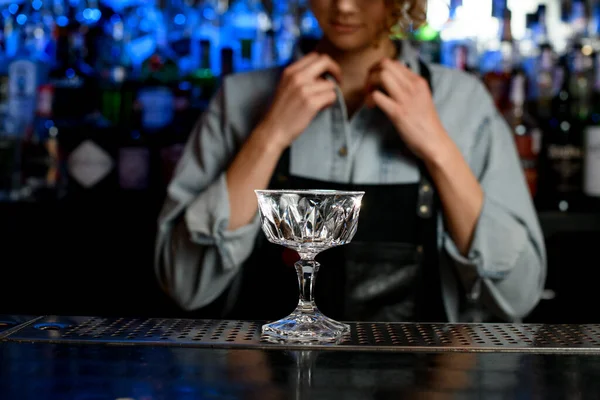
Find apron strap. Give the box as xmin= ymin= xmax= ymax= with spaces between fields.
xmin=270 ymin=145 xmax=292 ymax=189
xmin=415 ymin=60 xmax=437 ymax=221
xmin=413 ymin=60 xmax=445 ymax=322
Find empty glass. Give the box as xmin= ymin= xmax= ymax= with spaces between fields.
xmin=255 ymin=189 xmax=364 ymax=343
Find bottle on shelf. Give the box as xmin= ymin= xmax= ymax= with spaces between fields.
xmin=186 ymin=39 xmax=218 ymax=110
xmin=537 ymin=58 xmax=585 ymax=212
xmin=136 ymin=24 xmax=179 ymax=134
xmin=222 ymin=0 xmax=272 ymax=73
xmin=482 ymin=7 xmax=516 ymax=115
xmin=507 ymin=69 xmax=542 ymax=198
xmin=6 ymin=30 xmax=49 ymax=138
xmin=535 ymin=44 xmax=558 ymax=121
xmin=583 ymin=51 xmax=600 ymax=204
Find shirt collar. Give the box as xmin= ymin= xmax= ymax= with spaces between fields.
xmin=290 ymin=37 xmax=422 ymax=74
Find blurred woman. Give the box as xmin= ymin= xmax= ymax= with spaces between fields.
xmin=155 ymin=0 xmax=546 ymax=323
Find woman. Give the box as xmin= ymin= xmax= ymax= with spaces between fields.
xmin=155 ymin=0 xmax=546 ymax=323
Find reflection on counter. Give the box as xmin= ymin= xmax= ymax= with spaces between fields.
xmin=3 ymin=340 xmax=600 ymax=399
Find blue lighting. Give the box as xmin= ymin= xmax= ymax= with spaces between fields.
xmin=16 ymin=14 xmax=27 ymax=25
xmin=203 ymin=8 xmax=217 ymax=20
xmin=45 ymin=120 xmax=55 ymax=129
xmin=131 ymin=131 xmax=141 ymax=140
xmin=110 ymin=14 xmax=121 ymax=24
xmin=140 ymin=20 xmax=152 ymax=31
xmin=2 ymin=10 xmax=10 ymax=19
xmin=179 ymin=81 xmax=192 ymax=91
xmin=56 ymin=16 xmax=69 ymax=27
xmin=174 ymin=14 xmax=186 ymax=25
xmin=66 ymin=68 xmax=76 ymax=79
xmin=92 ymin=9 xmax=102 ymax=20
xmin=83 ymin=8 xmax=93 ymax=19
xmin=549 ymin=118 xmax=559 ymax=129
xmin=32 ymin=0 xmax=43 ymax=11
xmin=8 ymin=4 xmax=18 ymax=14
xmin=593 ymin=113 xmax=600 ymax=124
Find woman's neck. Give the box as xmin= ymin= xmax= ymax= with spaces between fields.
xmin=315 ymin=37 xmax=398 ymax=117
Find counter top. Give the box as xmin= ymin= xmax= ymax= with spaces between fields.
xmin=2 ymin=315 xmax=600 ymax=399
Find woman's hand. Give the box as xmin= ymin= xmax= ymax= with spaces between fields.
xmin=365 ymin=58 xmax=452 ymax=164
xmin=366 ymin=58 xmax=484 ymax=256
xmin=256 ymin=53 xmax=342 ymax=151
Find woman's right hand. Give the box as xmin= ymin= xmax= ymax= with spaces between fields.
xmin=256 ymin=53 xmax=342 ymax=150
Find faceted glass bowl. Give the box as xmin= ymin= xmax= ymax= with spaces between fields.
xmin=255 ymin=189 xmax=364 ymax=343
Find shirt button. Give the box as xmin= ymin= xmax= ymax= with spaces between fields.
xmin=422 ymin=184 xmax=430 ymax=193
xmin=420 ymin=205 xmax=429 ymax=214
xmin=338 ymin=146 xmax=348 ymax=157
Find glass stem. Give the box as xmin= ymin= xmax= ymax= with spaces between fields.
xmin=294 ymin=259 xmax=319 ymax=311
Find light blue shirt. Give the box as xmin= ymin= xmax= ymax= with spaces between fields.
xmin=155 ymin=40 xmax=547 ymax=322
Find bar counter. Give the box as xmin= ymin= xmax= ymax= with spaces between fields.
xmin=2 ymin=315 xmax=600 ymax=398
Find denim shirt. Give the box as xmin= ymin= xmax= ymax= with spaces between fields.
xmin=155 ymin=40 xmax=547 ymax=322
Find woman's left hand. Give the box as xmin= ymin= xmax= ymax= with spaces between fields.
xmin=365 ymin=58 xmax=452 ymax=163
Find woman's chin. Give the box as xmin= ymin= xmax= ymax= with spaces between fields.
xmin=323 ymin=35 xmax=375 ymax=53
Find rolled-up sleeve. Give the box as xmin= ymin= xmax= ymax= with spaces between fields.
xmin=155 ymin=84 xmax=261 ymax=311
xmin=184 ymin=172 xmax=261 ymax=271
xmin=443 ymin=96 xmax=547 ymax=321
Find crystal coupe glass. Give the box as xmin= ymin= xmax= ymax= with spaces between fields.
xmin=255 ymin=189 xmax=364 ymax=343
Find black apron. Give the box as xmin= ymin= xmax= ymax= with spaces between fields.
xmin=224 ymin=61 xmax=446 ymax=323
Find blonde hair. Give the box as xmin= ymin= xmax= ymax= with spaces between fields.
xmin=387 ymin=0 xmax=428 ymax=36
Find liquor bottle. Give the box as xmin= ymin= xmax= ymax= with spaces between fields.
xmin=519 ymin=13 xmax=540 ymax=97
xmin=47 ymin=19 xmax=95 ymax=121
xmin=221 ymin=47 xmax=234 ymax=78
xmin=584 ymin=117 xmax=600 ymax=200
xmin=52 ymin=10 xmax=116 ymax=195
xmin=452 ymin=44 xmax=477 ymax=75
xmin=191 ymin=0 xmax=223 ymax=75
xmin=62 ymin=118 xmax=117 ymax=196
xmin=272 ymin=0 xmax=299 ymax=65
xmin=411 ymin=23 xmax=442 ymax=66
xmin=259 ymin=29 xmax=279 ymax=69
xmin=165 ymin=0 xmax=194 ymax=74
xmin=187 ymin=39 xmax=218 ymax=110
xmin=534 ymin=5 xmax=550 ymax=46
xmin=118 ymin=128 xmax=151 ymax=191
xmin=482 ymin=7 xmax=515 ymax=115
xmin=536 ymin=45 xmax=557 ymax=121
xmin=297 ymin=0 xmax=322 ymax=40
xmin=222 ymin=0 xmax=271 ymax=73
xmin=507 ymin=70 xmax=541 ymax=197
xmin=583 ymin=53 xmax=600 ymax=201
xmin=136 ymin=26 xmax=178 ymax=133
xmin=98 ymin=66 xmax=134 ymax=128
xmin=537 ymin=59 xmax=584 ymax=212
xmin=6 ymin=30 xmax=49 ymax=138
xmin=0 ymin=120 xmax=19 ymax=201
xmin=569 ymin=44 xmax=593 ymax=123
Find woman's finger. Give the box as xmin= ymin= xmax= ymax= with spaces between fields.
xmin=365 ymin=69 xmax=406 ymax=103
xmin=300 ymin=54 xmax=343 ymax=84
xmin=301 ymin=79 xmax=337 ymax=95
xmin=285 ymin=52 xmax=320 ymax=75
xmin=383 ymin=59 xmax=423 ymax=94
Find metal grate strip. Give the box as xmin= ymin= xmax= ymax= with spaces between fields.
xmin=6 ymin=316 xmax=600 ymax=354
xmin=0 ymin=315 xmax=43 ymax=339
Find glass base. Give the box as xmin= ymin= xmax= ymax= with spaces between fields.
xmin=262 ymin=303 xmax=350 ymax=344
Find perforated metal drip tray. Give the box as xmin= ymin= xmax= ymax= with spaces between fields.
xmin=0 ymin=315 xmax=41 ymax=339
xmin=6 ymin=316 xmax=600 ymax=354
